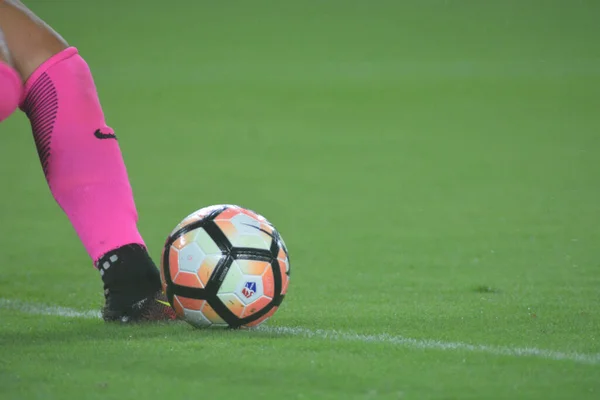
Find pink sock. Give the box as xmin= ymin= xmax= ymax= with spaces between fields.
xmin=0 ymin=61 xmax=22 ymax=122
xmin=20 ymin=47 xmax=145 ymax=263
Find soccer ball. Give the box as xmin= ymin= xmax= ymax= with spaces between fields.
xmin=160 ymin=204 xmax=290 ymax=328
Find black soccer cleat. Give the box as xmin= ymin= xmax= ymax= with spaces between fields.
xmin=96 ymin=244 xmax=176 ymax=323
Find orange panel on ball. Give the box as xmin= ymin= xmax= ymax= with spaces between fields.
xmin=214 ymin=207 xmax=241 ymax=221
xmin=201 ymin=303 xmax=226 ymax=324
xmin=244 ymin=306 xmax=278 ymax=328
xmin=174 ymin=271 xmax=203 ymax=288
xmin=259 ymin=222 xmax=273 ymax=234
xmin=176 ymin=296 xmax=205 ymax=311
xmin=278 ymin=259 xmax=289 ymax=294
xmin=262 ymin=266 xmax=275 ymax=298
xmin=214 ymin=220 xmax=236 ymax=239
xmin=172 ymin=296 xmax=185 ymax=318
xmin=172 ymin=231 xmax=196 ymax=250
xmin=198 ymin=255 xmax=220 ymax=286
xmin=168 ymin=248 xmax=179 ymax=280
xmin=240 ymin=208 xmax=262 ymax=221
xmin=218 ymin=293 xmax=245 ymax=317
xmin=277 ymin=248 xmax=288 ymax=263
xmin=281 ymin=275 xmax=289 ymax=295
xmin=237 ymin=260 xmax=269 ymax=276
xmin=242 ymin=296 xmax=271 ymax=318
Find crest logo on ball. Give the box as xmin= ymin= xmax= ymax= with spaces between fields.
xmin=241 ymin=281 xmax=257 ymax=298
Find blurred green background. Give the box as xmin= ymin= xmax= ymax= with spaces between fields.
xmin=1 ymin=1 xmax=599 ymax=398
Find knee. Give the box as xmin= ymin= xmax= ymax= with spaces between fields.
xmin=0 ymin=0 xmax=68 ymax=81
xmin=20 ymin=43 xmax=68 ymax=81
xmin=0 ymin=61 xmax=22 ymax=122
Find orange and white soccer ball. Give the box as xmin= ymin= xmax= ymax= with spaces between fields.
xmin=160 ymin=204 xmax=290 ymax=328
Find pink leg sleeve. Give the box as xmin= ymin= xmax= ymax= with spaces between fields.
xmin=20 ymin=47 xmax=145 ymax=262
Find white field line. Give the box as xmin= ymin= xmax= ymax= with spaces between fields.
xmin=1 ymin=298 xmax=599 ymax=366
xmin=0 ymin=298 xmax=102 ymax=319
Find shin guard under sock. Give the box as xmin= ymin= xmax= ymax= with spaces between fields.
xmin=20 ymin=48 xmax=145 ymax=262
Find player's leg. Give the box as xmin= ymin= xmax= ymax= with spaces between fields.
xmin=0 ymin=27 xmax=22 ymax=122
xmin=0 ymin=0 xmax=174 ymax=322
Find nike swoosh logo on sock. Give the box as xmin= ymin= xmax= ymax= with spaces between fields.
xmin=94 ymin=129 xmax=117 ymax=140
xmin=155 ymin=299 xmax=171 ymax=307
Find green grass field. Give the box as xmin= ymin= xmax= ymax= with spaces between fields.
xmin=1 ymin=0 xmax=599 ymax=398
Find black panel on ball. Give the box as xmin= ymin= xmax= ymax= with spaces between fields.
xmin=207 ymin=297 xmax=242 ymax=328
xmin=171 ymin=285 xmax=208 ymax=300
xmin=234 ymin=237 xmax=283 ymax=327
xmin=204 ymin=253 xmax=234 ymax=297
xmin=232 ymin=248 xmax=273 ymax=261
xmin=162 ymin=207 xmax=229 ymax=307
xmin=163 ymin=206 xmax=289 ymax=328
xmin=203 ymin=220 xmax=233 ymax=252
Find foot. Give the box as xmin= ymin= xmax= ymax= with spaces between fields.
xmin=96 ymin=244 xmax=176 ymax=323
